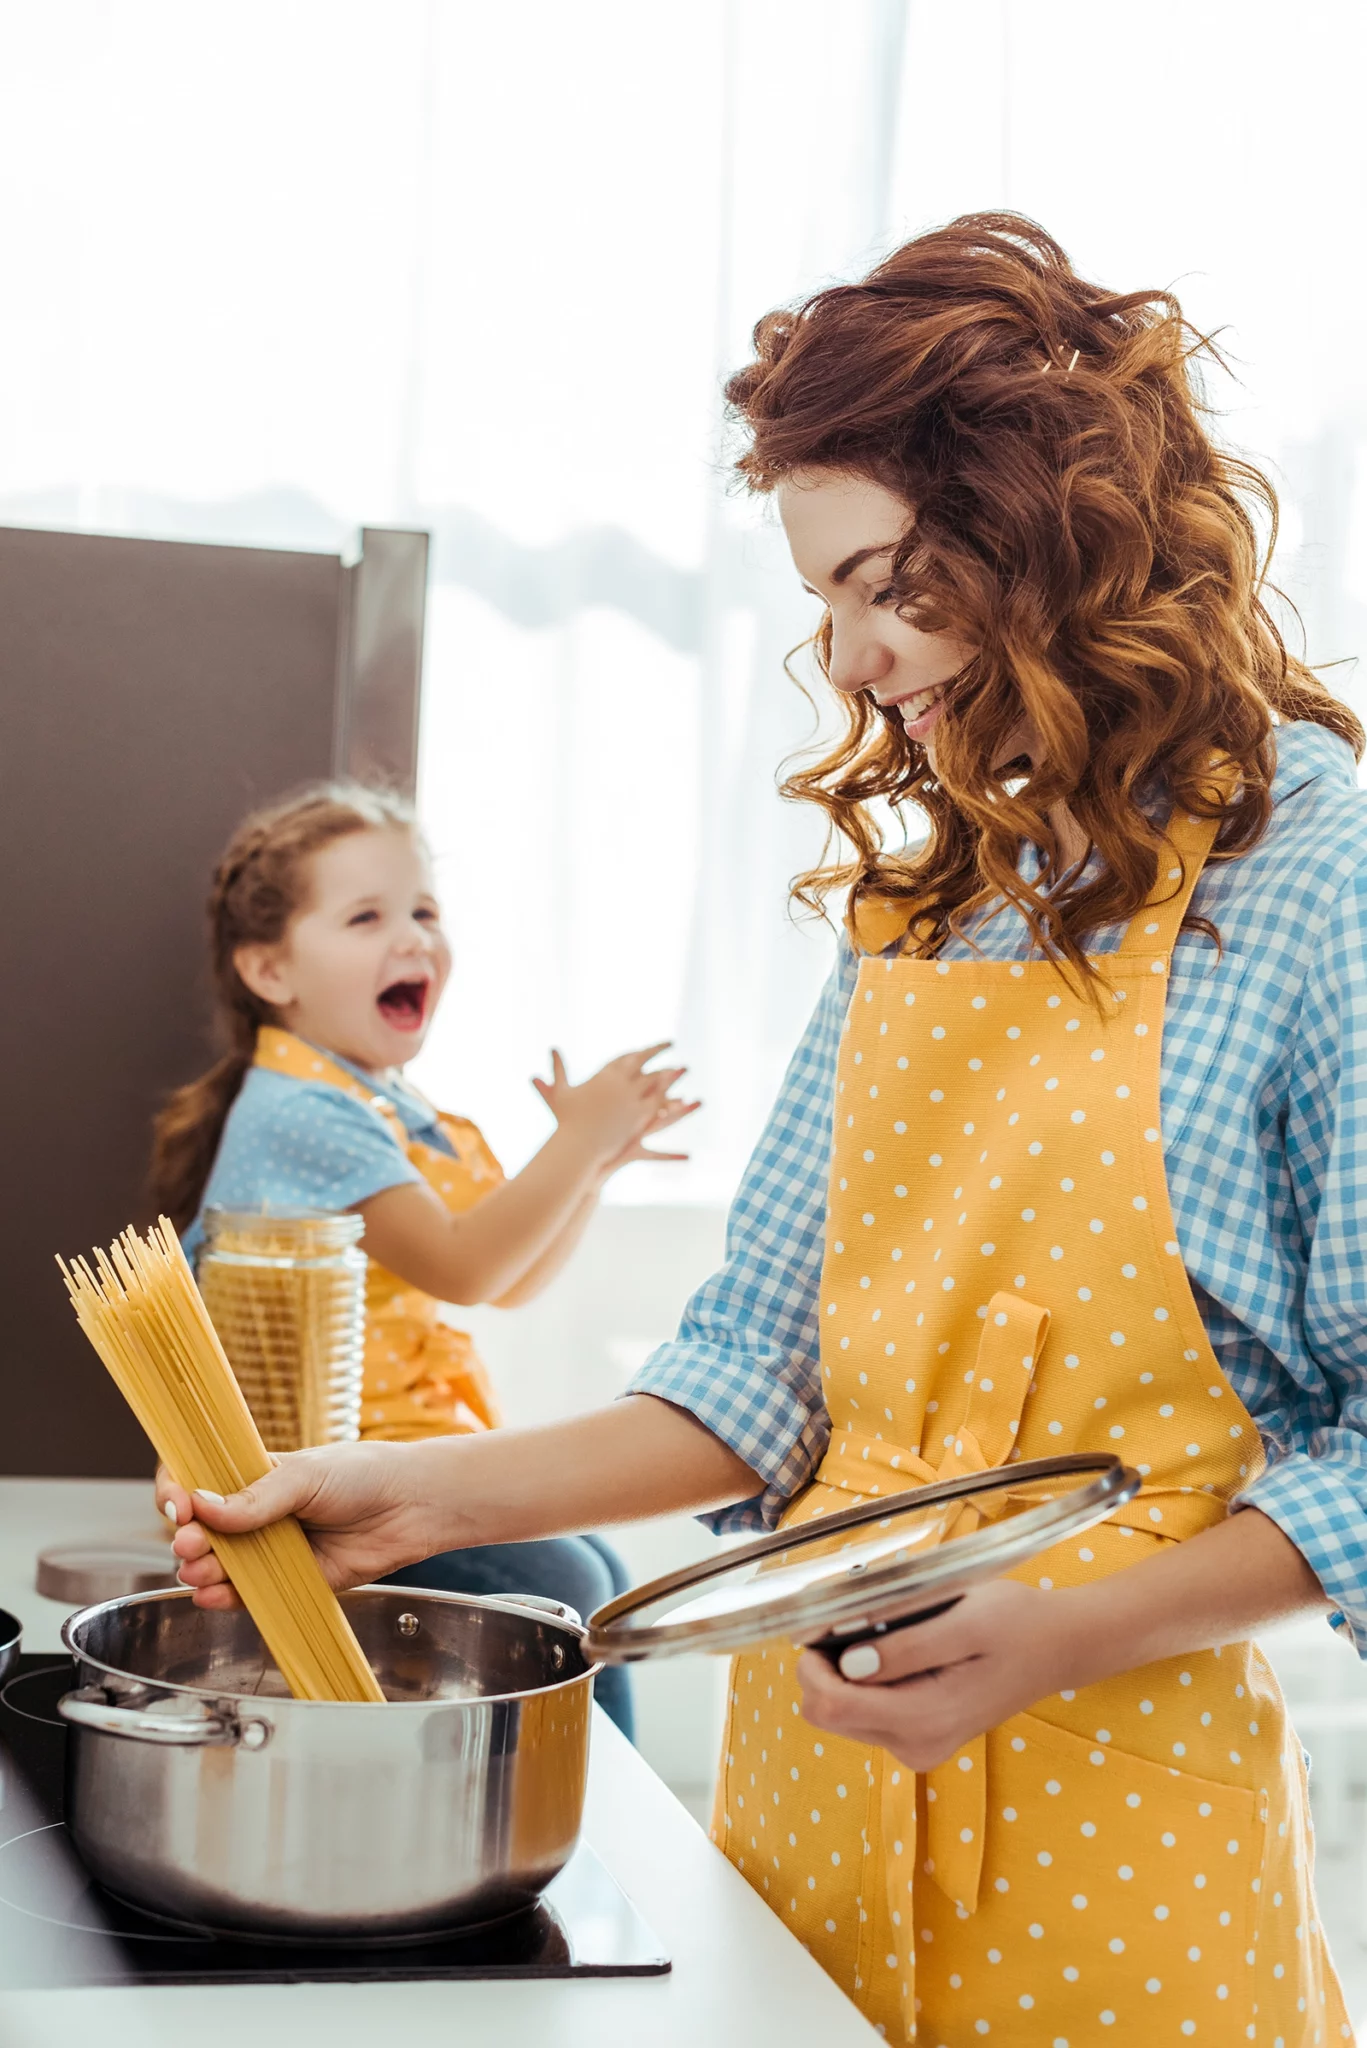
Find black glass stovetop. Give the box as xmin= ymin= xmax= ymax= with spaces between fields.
xmin=0 ymin=1654 xmax=669 ymax=1987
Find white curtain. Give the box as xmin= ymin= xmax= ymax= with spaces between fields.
xmin=1 ymin=0 xmax=1362 ymax=1200
xmin=886 ymin=0 xmax=1367 ymax=730
xmin=0 ymin=0 xmax=905 ymax=1196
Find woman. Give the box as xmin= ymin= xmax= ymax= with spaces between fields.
xmin=166 ymin=215 xmax=1367 ymax=2044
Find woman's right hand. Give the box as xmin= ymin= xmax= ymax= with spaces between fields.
xmin=157 ymin=1442 xmax=443 ymax=1610
xmin=155 ymin=1397 xmax=761 ymax=1615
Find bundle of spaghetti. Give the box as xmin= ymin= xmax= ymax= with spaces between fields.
xmin=58 ymin=1218 xmax=385 ymax=1704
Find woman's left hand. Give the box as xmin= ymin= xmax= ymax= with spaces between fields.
xmin=798 ymin=1579 xmax=1082 ymax=1772
xmin=799 ymin=1507 xmax=1331 ymax=1771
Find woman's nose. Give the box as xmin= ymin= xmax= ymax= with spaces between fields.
xmin=827 ymin=618 xmax=892 ymax=698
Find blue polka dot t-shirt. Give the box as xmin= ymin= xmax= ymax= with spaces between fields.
xmin=184 ymin=1054 xmax=451 ymax=1260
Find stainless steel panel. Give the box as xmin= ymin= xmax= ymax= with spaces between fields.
xmin=0 ymin=521 xmax=428 ymax=1476
xmin=335 ymin=527 xmax=428 ymax=796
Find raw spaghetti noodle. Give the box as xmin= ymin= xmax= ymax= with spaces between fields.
xmin=59 ymin=1217 xmax=385 ymax=1704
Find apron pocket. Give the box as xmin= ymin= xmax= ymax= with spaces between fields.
xmin=983 ymin=1710 xmax=1259 ymax=2016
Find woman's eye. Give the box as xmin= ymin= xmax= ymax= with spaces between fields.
xmin=870 ymin=586 xmax=898 ymax=608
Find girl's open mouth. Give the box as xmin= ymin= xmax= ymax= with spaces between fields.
xmin=376 ymin=979 xmax=429 ymax=1032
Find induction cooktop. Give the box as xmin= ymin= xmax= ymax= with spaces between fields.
xmin=0 ymin=1654 xmax=669 ymax=1987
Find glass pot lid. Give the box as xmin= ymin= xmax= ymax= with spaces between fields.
xmin=586 ymin=1453 xmax=1138 ymax=1665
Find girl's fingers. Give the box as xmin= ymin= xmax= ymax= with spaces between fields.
xmin=653 ymin=1098 xmax=702 ymax=1127
xmin=639 ymin=1070 xmax=687 ymax=1109
xmin=631 ymin=1041 xmax=673 ymax=1073
xmin=531 ymin=1075 xmax=552 ymax=1103
xmin=551 ymin=1049 xmax=568 ymax=1087
xmin=643 ymin=1104 xmax=699 ymax=1137
xmin=606 ymin=1134 xmax=692 ymax=1168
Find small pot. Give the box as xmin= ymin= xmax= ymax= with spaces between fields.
xmin=60 ymin=1585 xmax=596 ymax=1943
xmin=0 ymin=1608 xmax=20 ymax=1687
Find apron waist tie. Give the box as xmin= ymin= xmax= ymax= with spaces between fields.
xmin=808 ymin=1292 xmax=1232 ymax=1915
xmin=815 ymin=1426 xmax=1234 ymax=1544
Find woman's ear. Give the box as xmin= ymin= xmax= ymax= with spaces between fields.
xmin=232 ymin=942 xmax=294 ymax=1009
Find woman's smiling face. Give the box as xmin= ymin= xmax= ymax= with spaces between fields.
xmin=778 ymin=470 xmax=977 ymax=755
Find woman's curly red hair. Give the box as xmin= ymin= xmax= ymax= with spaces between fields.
xmin=726 ymin=211 xmax=1361 ymax=970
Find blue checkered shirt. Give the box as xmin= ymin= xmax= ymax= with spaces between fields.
xmin=631 ymin=721 xmax=1367 ymax=1651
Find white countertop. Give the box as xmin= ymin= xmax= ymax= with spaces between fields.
xmin=0 ymin=1479 xmax=878 ymax=2047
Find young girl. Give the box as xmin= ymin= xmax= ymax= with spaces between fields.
xmin=153 ymin=783 xmax=697 ymax=1737
xmin=169 ymin=215 xmax=1367 ymax=2043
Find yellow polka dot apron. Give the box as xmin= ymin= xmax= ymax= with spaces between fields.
xmin=254 ymin=1028 xmax=503 ymax=1442
xmin=714 ymin=808 xmax=1350 ymax=2045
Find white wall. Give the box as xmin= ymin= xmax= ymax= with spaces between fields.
xmin=463 ymin=1202 xmax=736 ymax=1804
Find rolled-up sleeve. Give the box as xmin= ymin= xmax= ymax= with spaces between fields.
xmin=1236 ymin=868 xmax=1367 ymax=1651
xmin=628 ymin=945 xmax=857 ymax=1532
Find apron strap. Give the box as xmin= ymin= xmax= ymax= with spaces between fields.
xmin=1112 ymin=760 xmax=1237 ymax=960
xmin=847 ymin=893 xmax=936 ymax=958
xmin=817 ymin=1291 xmax=1052 ymax=1916
xmin=254 ymin=1026 xmax=409 ymax=1146
xmin=851 ymin=761 xmax=1237 ymax=962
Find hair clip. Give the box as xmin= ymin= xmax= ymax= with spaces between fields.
xmin=1038 ymin=357 xmax=1053 ymax=375
xmin=1066 ymin=348 xmax=1080 ymax=375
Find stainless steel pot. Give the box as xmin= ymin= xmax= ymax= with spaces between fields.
xmin=59 ymin=1584 xmax=597 ymax=1943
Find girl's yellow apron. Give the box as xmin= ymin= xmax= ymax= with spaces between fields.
xmin=254 ymin=1028 xmax=502 ymax=1442
xmin=714 ymin=805 xmax=1351 ymax=2044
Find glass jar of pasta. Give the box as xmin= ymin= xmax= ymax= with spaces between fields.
xmin=198 ymin=1210 xmax=366 ymax=1452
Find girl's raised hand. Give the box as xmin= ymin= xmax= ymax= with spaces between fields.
xmin=532 ymin=1044 xmax=700 ymax=1170
xmin=595 ymin=1088 xmax=700 ymax=1174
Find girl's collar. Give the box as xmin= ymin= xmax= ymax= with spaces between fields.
xmin=308 ymin=1040 xmax=440 ymax=1128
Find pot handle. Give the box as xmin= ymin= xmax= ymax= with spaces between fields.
xmin=58 ymin=1688 xmax=265 ymax=1749
xmin=497 ymin=1593 xmax=583 ymax=1629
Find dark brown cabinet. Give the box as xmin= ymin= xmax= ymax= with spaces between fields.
xmin=0 ymin=522 xmax=427 ymax=1475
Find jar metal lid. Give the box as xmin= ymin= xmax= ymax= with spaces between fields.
xmin=201 ymin=1207 xmax=365 ymax=1259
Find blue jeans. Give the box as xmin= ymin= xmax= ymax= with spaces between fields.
xmin=381 ymin=1534 xmax=635 ymax=1741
